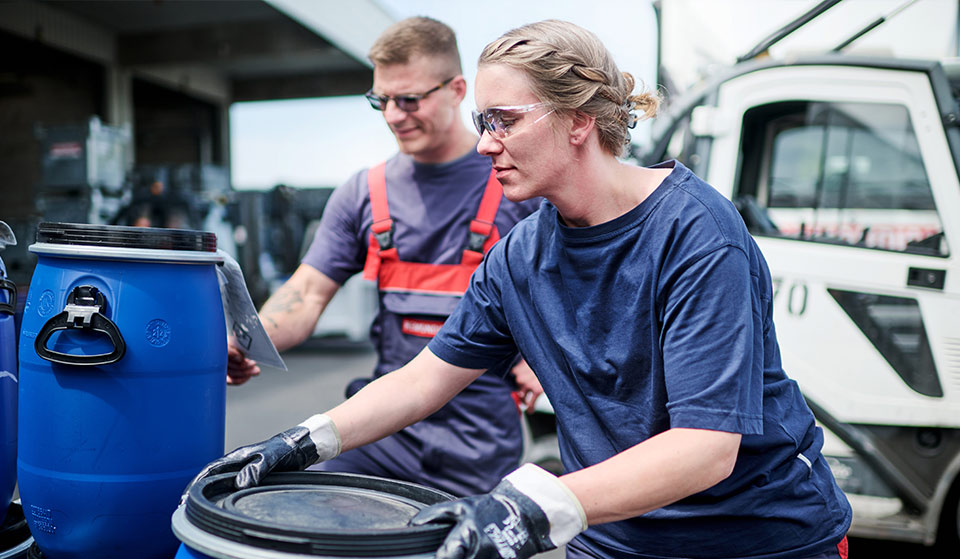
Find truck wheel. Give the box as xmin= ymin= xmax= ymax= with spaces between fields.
xmin=936 ymin=479 xmax=960 ymax=552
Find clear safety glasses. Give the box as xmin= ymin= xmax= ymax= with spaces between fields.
xmin=365 ymin=77 xmax=455 ymax=113
xmin=471 ymin=103 xmax=555 ymax=140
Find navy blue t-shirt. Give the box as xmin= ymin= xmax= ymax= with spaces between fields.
xmin=429 ymin=161 xmax=851 ymax=558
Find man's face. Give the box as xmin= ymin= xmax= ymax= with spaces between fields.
xmin=370 ymin=56 xmax=463 ymax=163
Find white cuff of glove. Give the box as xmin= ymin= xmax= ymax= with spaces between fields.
xmin=504 ymin=463 xmax=587 ymax=548
xmin=297 ymin=413 xmax=342 ymax=463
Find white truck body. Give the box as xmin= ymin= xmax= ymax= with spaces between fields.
xmin=642 ymin=54 xmax=960 ymax=548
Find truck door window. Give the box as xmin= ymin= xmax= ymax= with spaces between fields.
xmin=828 ymin=289 xmax=942 ymax=397
xmin=737 ymin=102 xmax=947 ymax=256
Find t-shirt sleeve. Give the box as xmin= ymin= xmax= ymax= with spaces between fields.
xmin=660 ymin=245 xmax=765 ymax=435
xmin=300 ymin=170 xmax=368 ymax=284
xmin=428 ymin=242 xmax=518 ymax=373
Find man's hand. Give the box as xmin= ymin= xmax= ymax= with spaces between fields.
xmin=411 ymin=464 xmax=585 ymax=559
xmin=181 ymin=414 xmax=341 ymax=504
xmin=227 ymin=343 xmax=260 ymax=385
xmin=510 ymin=360 xmax=543 ymax=414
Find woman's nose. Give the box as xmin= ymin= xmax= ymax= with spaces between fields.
xmin=476 ymin=130 xmax=502 ymax=155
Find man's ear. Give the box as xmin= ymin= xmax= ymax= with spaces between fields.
xmin=569 ymin=111 xmax=596 ymax=146
xmin=449 ymin=75 xmax=468 ymax=103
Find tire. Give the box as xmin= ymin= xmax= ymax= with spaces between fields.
xmin=935 ymin=478 xmax=960 ymax=553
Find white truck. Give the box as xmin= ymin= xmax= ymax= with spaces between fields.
xmin=626 ymin=3 xmax=960 ymax=550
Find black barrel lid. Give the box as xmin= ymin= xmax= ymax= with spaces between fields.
xmin=0 ymin=503 xmax=32 ymax=552
xmin=35 ymin=222 xmax=216 ymax=253
xmin=183 ymin=472 xmax=454 ymax=557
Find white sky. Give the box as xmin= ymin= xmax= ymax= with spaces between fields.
xmin=229 ymin=0 xmax=658 ymax=190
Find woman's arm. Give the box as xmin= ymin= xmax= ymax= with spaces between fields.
xmin=563 ymin=427 xmax=741 ymax=525
xmin=327 ymin=347 xmax=486 ymax=452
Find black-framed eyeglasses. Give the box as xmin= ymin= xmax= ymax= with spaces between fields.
xmin=365 ymin=77 xmax=456 ymax=112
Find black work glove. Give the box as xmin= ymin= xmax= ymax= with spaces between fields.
xmin=411 ymin=464 xmax=586 ymax=559
xmin=181 ymin=414 xmax=340 ymax=504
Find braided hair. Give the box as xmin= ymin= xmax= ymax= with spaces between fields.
xmin=478 ymin=20 xmax=659 ymax=156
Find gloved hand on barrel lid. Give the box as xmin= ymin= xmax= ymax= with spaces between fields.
xmin=411 ymin=463 xmax=586 ymax=559
xmin=181 ymin=414 xmax=340 ymax=502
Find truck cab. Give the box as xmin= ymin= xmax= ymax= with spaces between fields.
xmin=642 ymin=54 xmax=960 ymax=549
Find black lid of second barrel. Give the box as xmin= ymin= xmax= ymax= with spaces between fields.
xmin=36 ymin=222 xmax=216 ymax=252
xmin=184 ymin=472 xmax=454 ymax=557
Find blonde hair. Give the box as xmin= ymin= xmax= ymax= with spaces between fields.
xmin=479 ymin=20 xmax=659 ymax=156
xmin=368 ymin=17 xmax=462 ymax=80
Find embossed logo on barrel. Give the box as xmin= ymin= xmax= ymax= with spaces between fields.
xmin=146 ymin=319 xmax=171 ymax=347
xmin=38 ymin=290 xmax=55 ymax=317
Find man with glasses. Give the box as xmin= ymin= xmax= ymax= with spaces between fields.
xmin=225 ymin=16 xmax=541 ymax=498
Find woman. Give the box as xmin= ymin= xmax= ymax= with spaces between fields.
xmin=187 ymin=19 xmax=851 ymax=559
xmin=414 ymin=20 xmax=852 ymax=559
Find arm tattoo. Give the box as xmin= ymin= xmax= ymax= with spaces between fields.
xmin=260 ymin=285 xmax=305 ymax=319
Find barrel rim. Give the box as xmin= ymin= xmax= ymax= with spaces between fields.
xmin=180 ymin=472 xmax=453 ymax=557
xmin=172 ymin=507 xmax=438 ymax=559
xmin=29 ymin=243 xmax=224 ymax=264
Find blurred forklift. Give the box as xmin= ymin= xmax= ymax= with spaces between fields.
xmin=116 ymin=162 xmax=236 ymax=255
xmin=5 ymin=115 xmax=238 ymax=316
xmin=0 ymin=116 xmax=132 ymax=326
xmin=35 ymin=116 xmax=128 ymax=227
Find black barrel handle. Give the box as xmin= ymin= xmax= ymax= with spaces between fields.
xmin=35 ymin=285 xmax=126 ymax=366
xmin=0 ymin=278 xmax=15 ymax=315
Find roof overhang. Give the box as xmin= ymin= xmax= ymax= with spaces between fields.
xmin=2 ymin=0 xmax=395 ymax=102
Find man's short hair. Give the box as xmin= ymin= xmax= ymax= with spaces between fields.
xmin=368 ymin=16 xmax=462 ymax=79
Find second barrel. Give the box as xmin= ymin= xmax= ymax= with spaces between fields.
xmin=17 ymin=223 xmax=227 ymax=559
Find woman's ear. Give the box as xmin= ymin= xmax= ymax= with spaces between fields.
xmin=569 ymin=111 xmax=596 ymax=146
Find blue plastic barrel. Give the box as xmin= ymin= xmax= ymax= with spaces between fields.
xmin=17 ymin=223 xmax=226 ymax=559
xmin=0 ymin=252 xmax=17 ymax=527
xmin=174 ymin=546 xmax=207 ymax=559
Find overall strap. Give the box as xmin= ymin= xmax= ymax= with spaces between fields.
xmin=362 ymin=162 xmax=397 ymax=280
xmin=461 ymin=168 xmax=504 ymax=267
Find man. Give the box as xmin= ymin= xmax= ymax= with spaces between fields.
xmin=226 ymin=16 xmax=541 ymax=498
